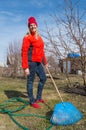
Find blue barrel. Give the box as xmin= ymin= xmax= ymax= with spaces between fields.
xmin=68 ymin=53 xmax=80 ymax=58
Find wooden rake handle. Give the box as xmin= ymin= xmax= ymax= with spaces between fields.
xmin=46 ymin=67 xmax=64 ymax=102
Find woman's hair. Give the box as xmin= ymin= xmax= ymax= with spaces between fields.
xmin=27 ymin=27 xmax=39 ymax=39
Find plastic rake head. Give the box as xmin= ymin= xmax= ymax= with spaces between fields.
xmin=50 ymin=102 xmax=83 ymax=126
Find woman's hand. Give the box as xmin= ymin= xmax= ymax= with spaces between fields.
xmin=45 ymin=63 xmax=48 ymax=69
xmin=24 ymin=68 xmax=30 ymax=76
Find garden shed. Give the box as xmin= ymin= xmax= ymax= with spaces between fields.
xmin=59 ymin=53 xmax=81 ymax=74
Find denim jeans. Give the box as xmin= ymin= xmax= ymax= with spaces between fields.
xmin=27 ymin=62 xmax=47 ymax=104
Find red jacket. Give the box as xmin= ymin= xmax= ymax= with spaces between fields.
xmin=21 ymin=34 xmax=47 ymax=69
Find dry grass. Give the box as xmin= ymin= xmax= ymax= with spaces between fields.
xmin=0 ymin=76 xmax=86 ymax=130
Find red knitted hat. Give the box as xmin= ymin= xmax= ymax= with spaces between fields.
xmin=28 ymin=17 xmax=38 ymax=27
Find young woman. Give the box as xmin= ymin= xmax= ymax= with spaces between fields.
xmin=21 ymin=16 xmax=48 ymax=108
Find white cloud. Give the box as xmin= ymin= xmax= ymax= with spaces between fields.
xmin=30 ymin=0 xmax=51 ymax=8
xmin=0 ymin=10 xmax=14 ymax=16
xmin=0 ymin=10 xmax=23 ymax=23
xmin=11 ymin=15 xmax=23 ymax=22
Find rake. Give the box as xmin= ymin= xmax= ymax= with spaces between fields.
xmin=46 ymin=67 xmax=83 ymax=126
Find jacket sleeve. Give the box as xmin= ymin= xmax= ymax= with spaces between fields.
xmin=21 ymin=36 xmax=30 ymax=69
xmin=42 ymin=51 xmax=48 ymax=65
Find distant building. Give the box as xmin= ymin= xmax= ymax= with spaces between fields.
xmin=59 ymin=53 xmax=84 ymax=74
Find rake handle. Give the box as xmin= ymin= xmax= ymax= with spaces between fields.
xmin=46 ymin=67 xmax=64 ymax=102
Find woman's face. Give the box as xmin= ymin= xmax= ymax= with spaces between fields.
xmin=29 ymin=23 xmax=37 ymax=33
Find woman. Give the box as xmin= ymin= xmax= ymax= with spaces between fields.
xmin=21 ymin=16 xmax=48 ymax=108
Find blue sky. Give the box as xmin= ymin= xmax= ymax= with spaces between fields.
xmin=0 ymin=0 xmax=86 ymax=65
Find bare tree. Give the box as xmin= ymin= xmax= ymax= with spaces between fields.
xmin=43 ymin=0 xmax=86 ymax=86
xmin=6 ymin=40 xmax=23 ymax=78
xmin=47 ymin=55 xmax=61 ymax=76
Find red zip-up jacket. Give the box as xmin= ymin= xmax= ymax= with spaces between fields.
xmin=21 ymin=34 xmax=47 ymax=69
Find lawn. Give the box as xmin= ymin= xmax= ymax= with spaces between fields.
xmin=0 ymin=76 xmax=86 ymax=130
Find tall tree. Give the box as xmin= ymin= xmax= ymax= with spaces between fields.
xmin=6 ymin=40 xmax=22 ymax=77
xmin=43 ymin=0 xmax=86 ymax=86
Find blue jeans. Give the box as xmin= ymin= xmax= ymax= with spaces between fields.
xmin=27 ymin=62 xmax=47 ymax=104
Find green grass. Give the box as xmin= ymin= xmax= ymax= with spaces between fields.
xmin=0 ymin=76 xmax=86 ymax=130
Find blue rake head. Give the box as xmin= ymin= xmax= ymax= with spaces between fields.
xmin=50 ymin=102 xmax=83 ymax=126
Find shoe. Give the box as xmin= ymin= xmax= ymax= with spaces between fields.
xmin=31 ymin=103 xmax=41 ymax=108
xmin=36 ymin=99 xmax=46 ymax=103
